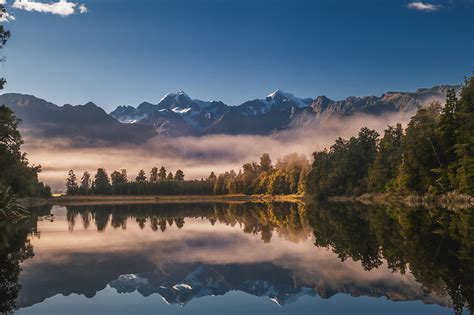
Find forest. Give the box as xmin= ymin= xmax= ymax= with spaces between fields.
xmin=307 ymin=76 xmax=474 ymax=199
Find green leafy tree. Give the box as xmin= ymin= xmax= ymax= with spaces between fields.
xmin=368 ymin=124 xmax=404 ymax=192
xmin=0 ymin=10 xmax=50 ymax=198
xmin=396 ymin=102 xmax=443 ymax=194
xmin=259 ymin=153 xmax=272 ymax=173
xmin=453 ymin=77 xmax=474 ymax=194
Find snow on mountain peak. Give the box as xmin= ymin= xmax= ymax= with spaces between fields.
xmin=265 ymin=89 xmax=308 ymax=108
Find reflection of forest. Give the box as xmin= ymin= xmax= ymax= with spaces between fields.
xmin=0 ymin=202 xmax=473 ymax=314
xmin=306 ymin=201 xmax=474 ymax=315
xmin=65 ymin=202 xmax=310 ymax=244
xmin=0 ymin=205 xmax=50 ymax=314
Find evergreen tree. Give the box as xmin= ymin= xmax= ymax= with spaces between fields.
xmin=158 ymin=166 xmax=167 ymax=181
xmin=136 ymin=169 xmax=147 ymax=182
xmin=150 ymin=167 xmax=159 ymax=183
xmin=167 ymin=172 xmax=173 ymax=180
xmin=208 ymin=172 xmax=217 ymax=182
xmin=120 ymin=169 xmax=128 ymax=182
xmin=93 ymin=168 xmax=111 ymax=195
xmin=174 ymin=169 xmax=185 ymax=181
xmin=65 ymin=170 xmax=78 ymax=195
xmin=111 ymin=170 xmax=127 ymax=185
xmin=80 ymin=171 xmax=91 ymax=194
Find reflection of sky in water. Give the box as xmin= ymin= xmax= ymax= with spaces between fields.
xmin=14 ymin=205 xmax=461 ymax=315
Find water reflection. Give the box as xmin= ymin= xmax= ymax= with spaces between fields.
xmin=306 ymin=201 xmax=474 ymax=314
xmin=0 ymin=201 xmax=472 ymax=314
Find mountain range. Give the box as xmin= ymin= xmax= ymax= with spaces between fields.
xmin=0 ymin=84 xmax=459 ymax=144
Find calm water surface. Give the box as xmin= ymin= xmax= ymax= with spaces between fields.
xmin=1 ymin=202 xmax=472 ymax=314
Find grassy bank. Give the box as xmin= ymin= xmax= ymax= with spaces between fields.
xmin=19 ymin=194 xmax=304 ymax=206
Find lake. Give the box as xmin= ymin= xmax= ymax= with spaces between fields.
xmin=1 ymin=201 xmax=472 ymax=315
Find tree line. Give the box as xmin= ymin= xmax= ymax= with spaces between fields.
xmin=65 ymin=167 xmax=212 ymax=195
xmin=65 ymin=153 xmax=310 ymax=196
xmin=307 ymin=75 xmax=474 ymax=199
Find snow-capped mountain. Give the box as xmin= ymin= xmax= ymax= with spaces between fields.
xmin=109 ymin=263 xmax=317 ymax=306
xmin=110 ymin=91 xmax=231 ymax=136
xmin=108 ymin=262 xmax=446 ymax=307
xmin=0 ymin=84 xmax=461 ymax=142
xmin=236 ymin=90 xmax=312 ymax=116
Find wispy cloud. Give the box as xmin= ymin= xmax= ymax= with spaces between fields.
xmin=407 ymin=1 xmax=442 ymax=11
xmin=12 ymin=0 xmax=87 ymax=16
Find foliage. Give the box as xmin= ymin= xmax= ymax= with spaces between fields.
xmin=0 ymin=187 xmax=29 ymax=220
xmin=66 ymin=153 xmax=309 ymax=196
xmin=307 ymin=128 xmax=379 ymax=198
xmin=307 ymin=75 xmax=474 ymax=198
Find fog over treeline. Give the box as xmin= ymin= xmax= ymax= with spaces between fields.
xmin=24 ymin=112 xmax=413 ymax=191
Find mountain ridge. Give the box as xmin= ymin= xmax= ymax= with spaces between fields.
xmin=0 ymin=84 xmax=461 ymax=143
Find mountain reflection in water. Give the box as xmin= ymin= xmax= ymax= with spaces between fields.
xmin=0 ymin=201 xmax=472 ymax=315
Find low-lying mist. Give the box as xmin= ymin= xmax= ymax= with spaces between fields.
xmin=24 ymin=112 xmax=414 ymax=191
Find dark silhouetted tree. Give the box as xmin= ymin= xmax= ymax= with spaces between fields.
xmin=93 ymin=168 xmax=111 ymax=195
xmin=66 ymin=170 xmax=78 ymax=195
xmin=174 ymin=169 xmax=184 ymax=181
xmin=136 ymin=169 xmax=147 ymax=182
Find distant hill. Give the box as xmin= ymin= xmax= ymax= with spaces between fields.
xmin=0 ymin=93 xmax=156 ymax=146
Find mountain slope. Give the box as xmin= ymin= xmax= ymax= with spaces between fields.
xmin=0 ymin=93 xmax=156 ymax=146
xmin=0 ymin=84 xmax=461 ymax=142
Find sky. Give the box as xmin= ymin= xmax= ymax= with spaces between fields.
xmin=1 ymin=0 xmax=473 ymax=112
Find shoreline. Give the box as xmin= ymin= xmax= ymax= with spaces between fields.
xmin=327 ymin=193 xmax=474 ymax=210
xmin=19 ymin=194 xmax=305 ymax=206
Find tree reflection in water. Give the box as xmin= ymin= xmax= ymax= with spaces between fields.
xmin=306 ymin=201 xmax=474 ymax=315
xmin=0 ymin=205 xmax=50 ymax=314
xmin=0 ymin=201 xmax=472 ymax=314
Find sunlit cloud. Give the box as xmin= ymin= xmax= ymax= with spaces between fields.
xmin=12 ymin=0 xmax=87 ymax=16
xmin=407 ymin=1 xmax=442 ymax=11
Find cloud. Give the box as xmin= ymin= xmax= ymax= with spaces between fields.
xmin=407 ymin=1 xmax=442 ymax=11
xmin=78 ymin=2 xmax=86 ymax=13
xmin=22 ymin=111 xmax=414 ymax=191
xmin=12 ymin=0 xmax=87 ymax=16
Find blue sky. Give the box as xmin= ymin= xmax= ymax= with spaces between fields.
xmin=1 ymin=0 xmax=473 ymax=111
